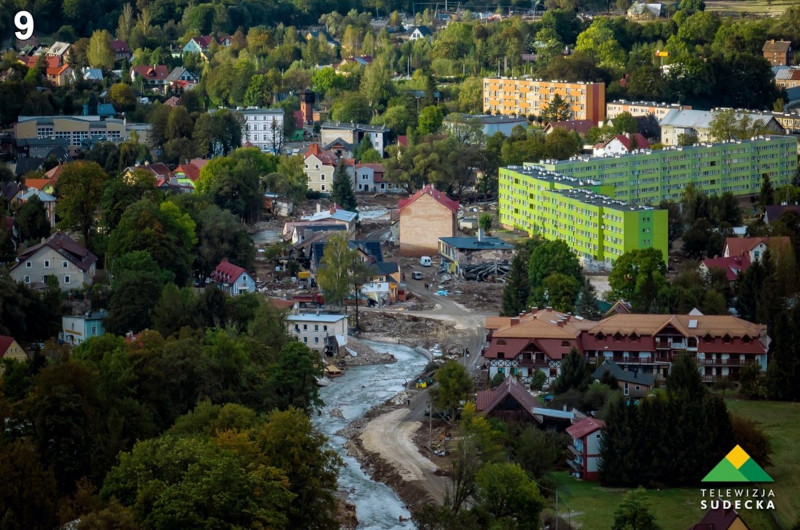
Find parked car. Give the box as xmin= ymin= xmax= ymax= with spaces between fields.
xmin=420 ymin=256 xmax=432 ymax=267
xmin=411 ymin=271 xmax=424 ymax=280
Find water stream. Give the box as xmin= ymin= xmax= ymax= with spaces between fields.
xmin=313 ymin=340 xmax=429 ymax=530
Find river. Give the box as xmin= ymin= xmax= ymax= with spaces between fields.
xmin=314 ymin=340 xmax=429 ymax=530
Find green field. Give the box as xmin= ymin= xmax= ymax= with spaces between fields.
xmin=549 ymin=400 xmax=800 ymax=529
xmin=705 ymin=0 xmax=796 ymax=16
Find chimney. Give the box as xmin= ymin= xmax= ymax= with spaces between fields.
xmin=510 ymin=317 xmax=520 ymax=326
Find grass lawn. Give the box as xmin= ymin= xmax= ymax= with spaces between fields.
xmin=726 ymin=399 xmax=800 ymax=528
xmin=547 ymin=400 xmax=799 ymax=529
xmin=705 ymin=0 xmax=795 ymax=16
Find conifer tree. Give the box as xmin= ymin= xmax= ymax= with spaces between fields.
xmin=575 ymin=280 xmax=602 ymax=320
xmin=331 ymin=161 xmax=357 ymax=213
xmin=501 ymin=252 xmax=530 ymax=316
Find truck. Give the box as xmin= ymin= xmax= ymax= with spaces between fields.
xmin=291 ymin=292 xmax=325 ymax=307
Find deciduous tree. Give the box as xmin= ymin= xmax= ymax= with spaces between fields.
xmin=55 ymin=161 xmax=108 ymax=247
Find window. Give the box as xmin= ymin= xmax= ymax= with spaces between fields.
xmin=314 ymin=337 xmax=319 ymax=343
xmin=303 ymin=324 xmax=308 ymax=330
xmin=23 ymin=275 xmax=30 ymax=283
xmin=91 ymin=326 xmax=97 ymax=334
xmin=26 ymin=261 xmax=31 ymax=268
xmin=44 ymin=260 xmax=50 ymax=268
xmin=323 ymin=325 xmax=328 ymax=331
xmin=303 ymin=337 xmax=307 ymax=343
xmin=64 ymin=275 xmax=70 ymax=284
xmin=62 ymin=261 xmax=68 ymax=268
xmin=314 ymin=324 xmax=319 ymax=331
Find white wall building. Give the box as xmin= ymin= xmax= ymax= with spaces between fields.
xmin=286 ymin=313 xmax=348 ymax=352
xmin=240 ymin=108 xmax=285 ymax=153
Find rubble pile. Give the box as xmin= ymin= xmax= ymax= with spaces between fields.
xmin=445 ymin=281 xmax=504 ymax=312
xmin=358 ymin=312 xmax=457 ymax=349
xmin=339 ymin=337 xmax=397 ymax=366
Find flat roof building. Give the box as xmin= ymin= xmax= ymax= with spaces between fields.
xmin=483 ymin=77 xmax=606 ymax=124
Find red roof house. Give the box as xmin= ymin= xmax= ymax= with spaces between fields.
xmin=210 ymin=259 xmax=256 ymax=296
xmin=690 ymin=507 xmax=751 ymax=529
xmin=566 ymin=417 xmax=606 ymax=480
xmin=476 ymin=376 xmax=541 ymax=424
xmin=0 ymin=335 xmax=27 ymax=362
xmin=700 ymin=253 xmax=751 ymax=282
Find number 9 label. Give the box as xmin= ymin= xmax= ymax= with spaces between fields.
xmin=15 ymin=11 xmax=34 ymax=41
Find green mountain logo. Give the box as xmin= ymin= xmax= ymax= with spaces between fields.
xmin=702 ymin=445 xmax=773 ymax=483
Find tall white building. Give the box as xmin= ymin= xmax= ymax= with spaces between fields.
xmin=240 ymin=108 xmax=285 ymax=153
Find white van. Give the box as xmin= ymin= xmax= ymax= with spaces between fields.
xmin=420 ymin=256 xmax=432 ymax=267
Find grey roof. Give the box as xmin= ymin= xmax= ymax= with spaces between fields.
xmin=321 ymin=122 xmax=389 ymax=133
xmin=239 ymin=107 xmax=284 ymax=115
xmin=13 ymin=157 xmax=44 ymax=176
xmin=592 ymin=359 xmax=656 ymax=386
xmin=413 ymin=25 xmax=433 ymax=36
xmin=322 ymin=138 xmax=354 ymax=151
xmin=287 ymin=313 xmax=347 ymax=323
xmin=659 ymin=109 xmax=779 ymax=129
xmin=635 ymin=115 xmax=661 ymax=139
xmin=349 ymin=240 xmax=383 ymax=262
xmin=439 ymin=236 xmax=514 ymax=250
xmin=374 ymin=262 xmax=398 ymax=275
xmin=445 ymin=114 xmax=528 ymax=125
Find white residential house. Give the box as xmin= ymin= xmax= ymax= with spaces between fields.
xmin=9 ymin=232 xmax=97 ymax=290
xmin=354 ymin=163 xmax=398 ymax=193
xmin=286 ymin=313 xmax=348 ymax=353
xmin=240 ymin=108 xmax=285 ymax=153
xmin=409 ymin=26 xmax=433 ymax=41
xmin=60 ymin=311 xmax=107 ymax=346
xmin=320 ymin=122 xmax=389 ymax=157
xmin=209 ymin=259 xmax=256 ymax=295
xmin=303 ymin=144 xmax=351 ymax=193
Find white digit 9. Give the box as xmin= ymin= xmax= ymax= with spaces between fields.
xmin=14 ymin=11 xmax=34 ymax=41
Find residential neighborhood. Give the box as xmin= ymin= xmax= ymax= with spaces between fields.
xmin=1 ymin=0 xmax=800 ymax=528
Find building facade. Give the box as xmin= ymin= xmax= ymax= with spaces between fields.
xmin=9 ymin=232 xmax=97 ymax=290
xmin=566 ymin=418 xmax=606 ymax=480
xmin=763 ymin=39 xmax=793 ymax=67
xmin=659 ymin=109 xmax=784 ymax=146
xmin=498 ymin=165 xmax=668 ymax=265
xmin=483 ymin=78 xmax=606 ymax=123
xmin=15 ymin=116 xmax=150 ymax=155
xmin=60 ymin=312 xmax=106 ymax=346
xmin=286 ymin=313 xmax=348 ymax=353
xmin=606 ymin=100 xmax=691 ymax=121
xmin=439 ymin=232 xmax=514 ymax=278
xmin=532 ymin=136 xmax=798 ymax=204
xmin=240 ymin=108 xmax=285 ymax=153
xmin=398 ymin=184 xmax=459 ymax=257
xmin=320 ymin=122 xmax=389 ymax=157
xmin=210 ymin=259 xmax=256 ymax=295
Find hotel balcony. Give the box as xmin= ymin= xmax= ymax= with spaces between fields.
xmin=697 ymin=358 xmax=750 ymax=366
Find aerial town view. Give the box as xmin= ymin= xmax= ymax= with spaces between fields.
xmin=1 ymin=0 xmax=800 ymax=527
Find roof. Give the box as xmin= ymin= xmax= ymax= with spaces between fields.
xmin=763 ymin=40 xmax=792 ymax=53
xmin=545 ymin=119 xmax=594 ymax=135
xmin=608 ymin=133 xmax=650 ymax=151
xmin=110 ymin=39 xmax=130 ymax=53
xmin=268 ymin=297 xmax=296 ymax=309
xmin=210 ymin=258 xmax=248 ymax=284
xmin=321 ymin=122 xmax=389 ymax=133
xmin=765 ymin=204 xmax=800 ymax=222
xmin=440 ymin=236 xmax=514 ymax=251
xmin=125 ymin=162 xmax=174 ymax=180
xmin=587 ymin=314 xmax=766 ymax=341
xmin=131 ymin=65 xmax=169 ymax=80
xmin=47 ymin=42 xmax=70 ymax=56
xmin=413 ymin=25 xmax=433 ymax=36
xmin=20 ymin=188 xmax=55 ymax=202
xmin=398 ymin=184 xmax=459 ymax=215
xmin=349 ymin=240 xmax=383 ymax=262
xmin=2 ymin=182 xmax=23 ymax=201
xmin=23 ymin=178 xmax=51 ymax=191
xmin=659 ymin=109 xmax=779 ymax=130
xmin=566 ymin=417 xmax=606 ymax=439
xmin=46 ymin=64 xmax=71 ymax=76
xmin=189 ymin=35 xmax=216 ymax=49
xmin=690 ymin=508 xmax=749 ymax=530
xmin=301 ymin=205 xmax=358 ymax=224
xmin=374 ymin=262 xmax=399 ymax=275
xmin=724 ymin=236 xmax=790 ymax=257
xmin=12 ymin=231 xmax=97 ymax=272
xmin=305 ymin=144 xmax=341 ymax=166
xmin=322 ymin=138 xmax=354 ymax=152
xmin=287 ymin=313 xmax=348 ymax=323
xmin=475 ymin=377 xmax=540 ymax=420
xmin=173 ymin=159 xmax=209 ymax=182
xmin=592 ymin=359 xmax=656 ymax=386
xmin=702 ymin=254 xmax=751 ymax=282
xmin=0 ymin=336 xmax=19 ymax=358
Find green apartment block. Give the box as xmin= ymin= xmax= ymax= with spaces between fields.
xmin=499 ymin=166 xmax=669 ymax=266
xmin=531 ymin=136 xmax=798 ymax=205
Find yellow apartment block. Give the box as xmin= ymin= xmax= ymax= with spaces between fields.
xmin=483 ymin=77 xmax=606 ymax=124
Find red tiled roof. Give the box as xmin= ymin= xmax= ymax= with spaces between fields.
xmin=110 ymin=40 xmax=131 ymax=53
xmin=46 ymin=64 xmax=70 ymax=76
xmin=690 ymin=508 xmax=747 ymax=530
xmin=268 ymin=297 xmax=295 ymax=309
xmin=545 ymin=119 xmax=594 ymax=136
xmin=174 ymin=160 xmax=206 ymax=182
xmin=131 ymin=65 xmax=169 ymax=80
xmin=44 ymin=164 xmax=63 ymax=182
xmin=724 ymin=236 xmax=790 ymax=257
xmin=164 ymin=96 xmax=181 ymax=107
xmin=0 ymin=335 xmax=17 ymax=358
xmin=193 ymin=35 xmax=216 ymax=49
xmin=210 ymin=258 xmax=247 ymax=284
xmin=702 ymin=254 xmax=751 ymax=282
xmin=610 ymin=133 xmax=649 ymax=151
xmin=23 ymin=178 xmax=51 ymax=190
xmin=398 ymin=184 xmax=459 ymax=214
xmin=13 ymin=231 xmax=97 ymax=272
xmin=566 ymin=417 xmax=605 ymax=439
xmin=476 ymin=377 xmax=540 ymax=420
xmin=305 ymin=144 xmax=340 ymax=165
xmin=397 ymin=135 xmax=408 ymax=147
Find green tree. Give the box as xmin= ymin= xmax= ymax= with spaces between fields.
xmin=474 ymin=462 xmax=544 ymax=529
xmin=317 ymin=233 xmax=358 ymax=308
xmin=55 ymin=161 xmax=108 ymax=246
xmin=553 ymin=348 xmax=592 ymax=394
xmin=88 ymin=29 xmax=115 ymax=70
xmin=433 ymin=361 xmax=473 ymax=417
xmin=575 ymin=280 xmax=602 ymax=319
xmin=193 ymin=204 xmax=255 ymax=282
xmin=105 ymin=251 xmax=168 ymax=333
xmin=266 ymin=342 xmax=323 ymax=412
xmin=331 ymin=161 xmax=357 ymax=212
xmin=709 ymin=109 xmax=770 ymax=142
xmin=575 ymin=18 xmax=626 ymax=69
xmin=540 ymin=93 xmax=572 ymax=123
xmin=150 ymin=283 xmax=200 ymax=337
xmin=513 ymin=426 xmax=569 ymax=479
xmin=759 ymin=174 xmax=774 ymax=212
xmin=478 ymin=213 xmax=492 ymax=232
xmin=15 ymin=195 xmax=51 ymax=243
xmin=330 ymin=91 xmax=371 ymax=124
xmin=0 ymin=439 xmax=59 ymax=530
xmin=607 ymin=248 xmax=668 ymax=313
xmin=612 ymin=487 xmax=661 ymax=530
xmin=541 ymin=273 xmax=582 ymax=313
xmin=417 ymin=105 xmax=444 ymax=135
xmin=501 ymin=252 xmax=531 ymax=317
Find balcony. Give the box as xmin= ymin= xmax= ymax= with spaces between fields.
xmin=697 ymin=358 xmax=750 ymax=366
xmin=518 ymin=356 xmax=549 ymax=368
